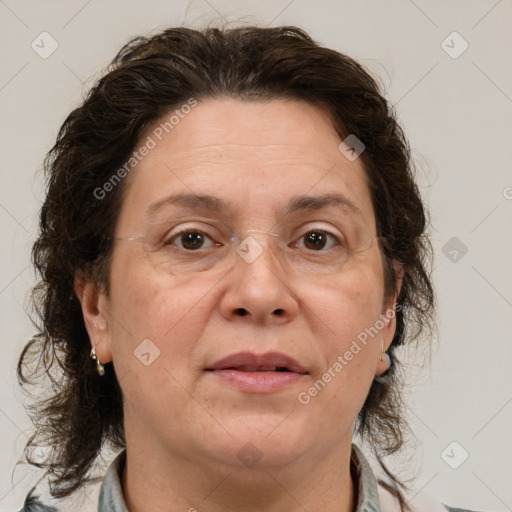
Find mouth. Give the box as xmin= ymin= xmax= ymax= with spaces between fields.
xmin=213 ymin=366 xmax=296 ymax=372
xmin=205 ymin=352 xmax=308 ymax=394
xmin=205 ymin=351 xmax=308 ymax=374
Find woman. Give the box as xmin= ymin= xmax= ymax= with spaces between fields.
xmin=17 ymin=25 xmax=476 ymax=512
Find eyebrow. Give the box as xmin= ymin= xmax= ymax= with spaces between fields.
xmin=146 ymin=192 xmax=362 ymax=218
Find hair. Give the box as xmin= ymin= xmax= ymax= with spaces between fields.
xmin=17 ymin=24 xmax=434 ymax=508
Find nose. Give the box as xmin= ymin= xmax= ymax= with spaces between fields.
xmin=219 ymin=233 xmax=299 ymax=326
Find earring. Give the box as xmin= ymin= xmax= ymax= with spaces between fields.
xmin=380 ymin=338 xmax=391 ymax=374
xmin=90 ymin=347 xmax=105 ymax=376
xmin=380 ymin=352 xmax=391 ymax=372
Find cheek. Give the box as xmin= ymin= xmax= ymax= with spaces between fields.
xmin=296 ymin=258 xmax=384 ymax=415
xmin=106 ymin=267 xmax=219 ymax=418
xmin=106 ymin=255 xmax=218 ymax=370
xmin=306 ymin=257 xmax=384 ymax=346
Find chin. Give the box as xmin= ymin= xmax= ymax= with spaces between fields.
xmin=208 ymin=414 xmax=309 ymax=468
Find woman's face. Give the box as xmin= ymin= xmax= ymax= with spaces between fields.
xmin=82 ymin=98 xmax=398 ymax=470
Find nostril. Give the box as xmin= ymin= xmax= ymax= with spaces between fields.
xmin=273 ymin=309 xmax=284 ymax=316
xmin=235 ymin=308 xmax=248 ymax=316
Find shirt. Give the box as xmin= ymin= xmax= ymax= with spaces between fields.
xmin=19 ymin=444 xmax=478 ymax=512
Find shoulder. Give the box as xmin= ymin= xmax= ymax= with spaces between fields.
xmin=352 ymin=444 xmax=484 ymax=512
xmin=17 ymin=452 xmax=123 ymax=512
xmin=444 ymin=508 xmax=483 ymax=512
xmin=378 ymin=480 xmax=485 ymax=512
xmin=18 ymin=496 xmax=59 ymax=512
xmin=17 ymin=473 xmax=102 ymax=512
xmin=378 ymin=477 xmax=485 ymax=512
xmin=377 ymin=476 xmax=485 ymax=512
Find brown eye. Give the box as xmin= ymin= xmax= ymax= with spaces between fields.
xmin=168 ymin=230 xmax=216 ymax=251
xmin=296 ymin=230 xmax=339 ymax=251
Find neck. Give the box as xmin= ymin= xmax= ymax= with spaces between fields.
xmin=121 ymin=430 xmax=356 ymax=512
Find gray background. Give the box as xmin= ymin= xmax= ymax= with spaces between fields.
xmin=1 ymin=0 xmax=511 ymax=510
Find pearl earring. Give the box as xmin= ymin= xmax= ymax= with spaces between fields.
xmin=90 ymin=347 xmax=105 ymax=376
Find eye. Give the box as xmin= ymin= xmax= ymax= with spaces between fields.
xmin=294 ymin=230 xmax=340 ymax=251
xmin=166 ymin=229 xmax=220 ymax=251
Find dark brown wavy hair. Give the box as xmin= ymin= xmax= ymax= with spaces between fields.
xmin=17 ymin=24 xmax=434 ymax=507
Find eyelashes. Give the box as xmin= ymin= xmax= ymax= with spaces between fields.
xmin=166 ymin=229 xmax=219 ymax=251
xmin=165 ymin=228 xmax=343 ymax=253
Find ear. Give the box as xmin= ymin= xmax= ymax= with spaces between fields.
xmin=375 ymin=261 xmax=403 ymax=376
xmin=74 ymin=271 xmax=112 ymax=364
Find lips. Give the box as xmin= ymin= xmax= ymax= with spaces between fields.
xmin=205 ymin=351 xmax=308 ymax=374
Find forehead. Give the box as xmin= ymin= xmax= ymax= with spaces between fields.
xmin=116 ymin=98 xmax=375 ymax=230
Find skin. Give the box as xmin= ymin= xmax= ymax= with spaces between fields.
xmin=76 ymin=98 xmax=401 ymax=512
